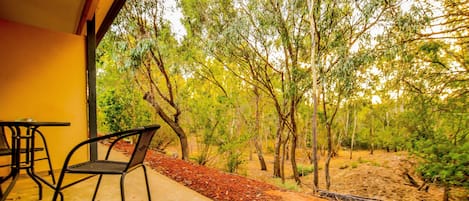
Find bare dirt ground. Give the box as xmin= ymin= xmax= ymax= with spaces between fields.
xmin=242 ymin=149 xmax=467 ymax=201
xmin=114 ymin=141 xmax=467 ymax=201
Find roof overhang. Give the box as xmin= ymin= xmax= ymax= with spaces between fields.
xmin=0 ymin=0 xmax=125 ymax=42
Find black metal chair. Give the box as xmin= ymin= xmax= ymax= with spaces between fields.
xmin=51 ymin=125 xmax=160 ymax=201
xmin=0 ymin=125 xmax=56 ymax=181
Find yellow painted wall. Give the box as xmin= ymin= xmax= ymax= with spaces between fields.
xmin=0 ymin=19 xmax=88 ymax=172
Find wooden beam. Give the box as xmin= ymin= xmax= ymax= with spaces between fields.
xmin=76 ymin=0 xmax=98 ymax=35
xmin=96 ymin=0 xmax=126 ymax=43
xmin=86 ymin=17 xmax=98 ymax=161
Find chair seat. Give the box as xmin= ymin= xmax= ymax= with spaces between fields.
xmin=67 ymin=160 xmax=128 ymax=174
xmin=51 ymin=125 xmax=160 ymax=201
xmin=0 ymin=147 xmax=44 ymax=156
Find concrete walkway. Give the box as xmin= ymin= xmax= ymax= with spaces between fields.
xmin=3 ymin=144 xmax=212 ymax=201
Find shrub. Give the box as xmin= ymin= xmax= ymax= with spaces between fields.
xmin=226 ymin=152 xmax=244 ymax=173
xmin=274 ymin=179 xmax=299 ymax=191
xmin=358 ymin=157 xmax=369 ymax=164
xmin=297 ymin=164 xmax=315 ymax=177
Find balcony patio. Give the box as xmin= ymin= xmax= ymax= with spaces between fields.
xmin=2 ymin=144 xmax=211 ymax=201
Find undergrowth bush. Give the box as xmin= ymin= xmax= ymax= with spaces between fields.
xmin=274 ymin=179 xmax=299 ymax=191
xmin=297 ymin=164 xmax=314 ymax=177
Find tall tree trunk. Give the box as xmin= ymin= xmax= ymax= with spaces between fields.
xmin=254 ymin=139 xmax=267 ymax=170
xmin=285 ymin=142 xmax=290 ymax=161
xmin=321 ymin=81 xmax=336 ymax=190
xmin=291 ymin=134 xmax=300 ymax=184
xmin=309 ymin=0 xmax=319 ymax=189
xmin=281 ymin=136 xmax=286 ymax=183
xmin=273 ymin=118 xmax=284 ymax=177
xmin=290 ymin=101 xmax=301 ymax=184
xmin=344 ymin=108 xmax=350 ymax=153
xmin=254 ymin=86 xmax=267 ymax=170
xmin=350 ymin=104 xmax=357 ymax=160
xmin=370 ymin=103 xmax=374 ymax=155
xmin=325 ymin=123 xmax=333 ymax=190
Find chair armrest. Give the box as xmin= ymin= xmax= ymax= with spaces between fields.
xmin=105 ymin=125 xmax=161 ymax=154
xmin=59 ymin=125 xmax=159 ymax=172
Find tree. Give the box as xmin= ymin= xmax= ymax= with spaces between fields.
xmin=310 ymin=0 xmax=400 ymax=190
xmin=109 ymin=0 xmax=191 ymax=160
xmin=180 ymin=0 xmax=311 ymax=184
xmin=96 ymin=35 xmax=175 ymax=150
xmin=309 ymin=0 xmax=319 ymax=189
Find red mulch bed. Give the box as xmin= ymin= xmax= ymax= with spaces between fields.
xmin=113 ymin=141 xmax=282 ymax=201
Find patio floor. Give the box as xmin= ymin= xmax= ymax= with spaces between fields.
xmin=2 ymin=144 xmax=212 ymax=201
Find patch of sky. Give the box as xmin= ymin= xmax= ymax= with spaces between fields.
xmin=163 ymin=0 xmax=186 ymax=42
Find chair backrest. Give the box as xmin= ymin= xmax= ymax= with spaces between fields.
xmin=126 ymin=126 xmax=159 ymax=170
xmin=0 ymin=126 xmax=10 ymax=150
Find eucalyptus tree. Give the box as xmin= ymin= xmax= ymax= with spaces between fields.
xmin=108 ymin=0 xmax=191 ymax=160
xmin=96 ymin=35 xmax=155 ymax=134
xmin=180 ymin=0 xmax=311 ymax=184
xmin=309 ymin=0 xmax=404 ymax=189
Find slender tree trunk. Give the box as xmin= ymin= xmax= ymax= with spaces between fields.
xmin=254 ymin=139 xmax=267 ymax=170
xmin=344 ymin=108 xmax=350 ymax=153
xmin=285 ymin=142 xmax=290 ymax=160
xmin=254 ymin=92 xmax=267 ymax=171
xmin=309 ymin=0 xmax=319 ymax=189
xmin=273 ymin=118 xmax=284 ymax=177
xmin=254 ymin=90 xmax=267 ymax=171
xmin=290 ymin=101 xmax=300 ymax=184
xmin=350 ymin=104 xmax=357 ymax=160
xmin=321 ymin=81 xmax=334 ymax=190
xmin=254 ymin=86 xmax=267 ymax=171
xmin=370 ymin=104 xmax=374 ymax=155
xmin=291 ymin=133 xmax=301 ymax=184
xmin=325 ymin=123 xmax=333 ymax=190
xmin=281 ymin=133 xmax=289 ymax=183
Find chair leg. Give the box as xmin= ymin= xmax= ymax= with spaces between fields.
xmin=52 ymin=171 xmax=66 ymax=201
xmin=120 ymin=173 xmax=126 ymax=201
xmin=36 ymin=130 xmax=56 ymax=184
xmin=92 ymin=174 xmax=104 ymax=201
xmin=142 ymin=165 xmax=152 ymax=201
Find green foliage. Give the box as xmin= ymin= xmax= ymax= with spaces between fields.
xmin=414 ymin=134 xmax=469 ymax=188
xmin=350 ymin=162 xmax=358 ymax=169
xmin=226 ymin=152 xmax=244 ymax=173
xmin=403 ymin=92 xmax=469 ymax=191
xmin=97 ymin=39 xmax=154 ymax=133
xmin=191 ymin=153 xmax=211 ymax=166
xmin=99 ymin=89 xmax=131 ymax=132
xmin=297 ymin=165 xmax=315 ymax=177
xmin=274 ymin=179 xmax=299 ymax=191
xmin=357 ymin=157 xmax=369 ymax=164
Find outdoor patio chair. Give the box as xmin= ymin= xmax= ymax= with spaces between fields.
xmin=51 ymin=124 xmax=160 ymax=201
xmin=0 ymin=125 xmax=56 ymax=182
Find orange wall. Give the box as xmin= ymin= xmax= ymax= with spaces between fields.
xmin=0 ymin=19 xmax=88 ymax=172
